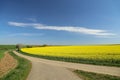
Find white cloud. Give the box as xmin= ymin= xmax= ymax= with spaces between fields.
xmin=35 ymin=26 xmax=116 ymax=36
xmin=8 ymin=22 xmax=28 ymax=27
xmin=8 ymin=21 xmax=116 ymax=37
xmin=8 ymin=22 xmax=43 ymax=27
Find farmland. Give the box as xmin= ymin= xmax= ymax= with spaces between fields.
xmin=0 ymin=45 xmax=15 ymax=59
xmin=0 ymin=45 xmax=16 ymax=49
xmin=0 ymin=45 xmax=31 ymax=80
xmin=21 ymin=45 xmax=120 ymax=66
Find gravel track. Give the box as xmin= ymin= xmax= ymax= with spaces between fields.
xmin=13 ymin=51 xmax=120 ymax=80
xmin=13 ymin=51 xmax=81 ymax=80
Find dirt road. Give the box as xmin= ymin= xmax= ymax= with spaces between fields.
xmin=13 ymin=51 xmax=120 ymax=79
xmin=13 ymin=51 xmax=81 ymax=80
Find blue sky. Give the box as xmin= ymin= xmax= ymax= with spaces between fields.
xmin=0 ymin=0 xmax=120 ymax=45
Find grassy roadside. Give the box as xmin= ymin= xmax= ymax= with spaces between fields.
xmin=74 ymin=70 xmax=120 ymax=80
xmin=0 ymin=51 xmax=31 ymax=80
xmin=0 ymin=50 xmax=5 ymax=59
xmin=19 ymin=50 xmax=120 ymax=67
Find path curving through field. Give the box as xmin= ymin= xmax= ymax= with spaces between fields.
xmin=13 ymin=51 xmax=120 ymax=80
xmin=13 ymin=51 xmax=81 ymax=80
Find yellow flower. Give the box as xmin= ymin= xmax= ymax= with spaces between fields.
xmin=21 ymin=45 xmax=120 ymax=61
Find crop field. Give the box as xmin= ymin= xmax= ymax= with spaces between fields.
xmin=21 ymin=45 xmax=120 ymax=66
xmin=0 ymin=45 xmax=15 ymax=59
xmin=0 ymin=45 xmax=15 ymax=50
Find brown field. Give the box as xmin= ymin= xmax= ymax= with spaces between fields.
xmin=0 ymin=52 xmax=17 ymax=77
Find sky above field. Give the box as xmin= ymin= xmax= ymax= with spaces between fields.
xmin=0 ymin=0 xmax=120 ymax=45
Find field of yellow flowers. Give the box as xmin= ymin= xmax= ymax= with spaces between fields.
xmin=21 ymin=45 xmax=120 ymax=66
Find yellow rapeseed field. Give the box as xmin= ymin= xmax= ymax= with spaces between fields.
xmin=21 ymin=45 xmax=120 ymax=61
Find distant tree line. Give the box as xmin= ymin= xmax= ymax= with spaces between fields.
xmin=16 ymin=44 xmax=49 ymax=51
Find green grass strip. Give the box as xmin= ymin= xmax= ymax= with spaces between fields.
xmin=0 ymin=51 xmax=31 ymax=80
xmin=74 ymin=70 xmax=120 ymax=80
xmin=0 ymin=45 xmax=16 ymax=49
xmin=0 ymin=50 xmax=5 ymax=59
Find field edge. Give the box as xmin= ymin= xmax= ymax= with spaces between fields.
xmin=74 ymin=70 xmax=120 ymax=80
xmin=19 ymin=50 xmax=120 ymax=67
xmin=0 ymin=51 xmax=32 ymax=80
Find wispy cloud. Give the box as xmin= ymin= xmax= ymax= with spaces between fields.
xmin=26 ymin=18 xmax=37 ymax=22
xmin=8 ymin=22 xmax=43 ymax=27
xmin=8 ymin=33 xmax=43 ymax=37
xmin=8 ymin=21 xmax=116 ymax=37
